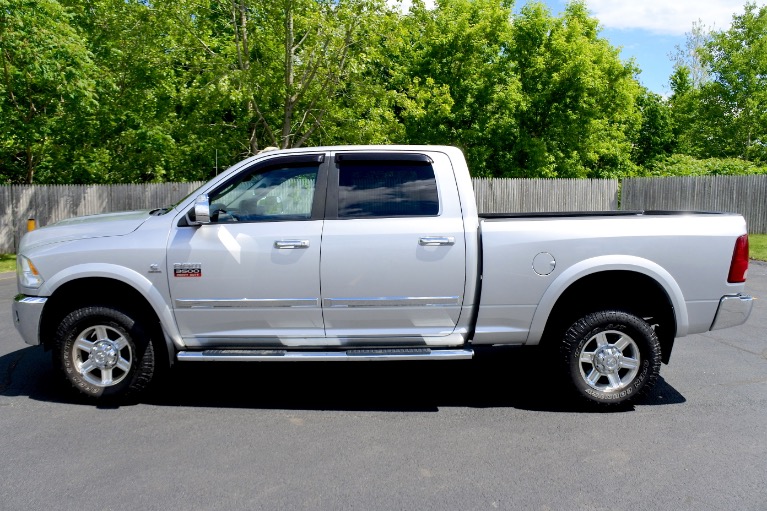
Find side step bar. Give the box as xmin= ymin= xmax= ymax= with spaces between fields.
xmin=177 ymin=347 xmax=474 ymax=362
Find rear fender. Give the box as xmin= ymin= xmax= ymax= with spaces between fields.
xmin=526 ymin=255 xmax=688 ymax=345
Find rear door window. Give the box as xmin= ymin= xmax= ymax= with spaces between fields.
xmin=336 ymin=160 xmax=439 ymax=218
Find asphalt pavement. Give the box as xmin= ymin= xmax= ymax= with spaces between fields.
xmin=1 ymin=263 xmax=765 ymax=510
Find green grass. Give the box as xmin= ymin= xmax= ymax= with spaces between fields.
xmin=750 ymin=234 xmax=767 ymax=262
xmin=0 ymin=253 xmax=15 ymax=273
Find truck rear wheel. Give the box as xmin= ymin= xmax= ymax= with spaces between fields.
xmin=53 ymin=306 xmax=155 ymax=401
xmin=561 ymin=311 xmax=661 ymax=405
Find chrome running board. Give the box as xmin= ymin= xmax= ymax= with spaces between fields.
xmin=177 ymin=347 xmax=474 ymax=362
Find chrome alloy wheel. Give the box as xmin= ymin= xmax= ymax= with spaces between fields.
xmin=71 ymin=325 xmax=133 ymax=387
xmin=577 ymin=330 xmax=640 ymax=393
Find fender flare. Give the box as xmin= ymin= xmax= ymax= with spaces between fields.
xmin=525 ymin=255 xmax=688 ymax=344
xmin=40 ymin=263 xmax=184 ymax=351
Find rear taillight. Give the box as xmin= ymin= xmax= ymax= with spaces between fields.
xmin=727 ymin=234 xmax=749 ymax=283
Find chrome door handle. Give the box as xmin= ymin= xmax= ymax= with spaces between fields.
xmin=419 ymin=236 xmax=455 ymax=246
xmin=274 ymin=240 xmax=310 ymax=249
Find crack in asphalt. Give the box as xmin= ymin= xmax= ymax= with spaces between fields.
xmin=705 ymin=335 xmax=767 ymax=358
xmin=715 ymin=378 xmax=767 ymax=387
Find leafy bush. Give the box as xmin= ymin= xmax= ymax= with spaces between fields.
xmin=640 ymin=154 xmax=767 ymax=176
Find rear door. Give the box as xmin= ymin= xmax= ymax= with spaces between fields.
xmin=320 ymin=151 xmax=467 ymax=345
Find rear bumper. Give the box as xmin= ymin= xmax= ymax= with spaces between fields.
xmin=710 ymin=294 xmax=753 ymax=331
xmin=12 ymin=295 xmax=47 ymax=346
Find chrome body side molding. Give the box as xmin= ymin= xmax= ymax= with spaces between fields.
xmin=322 ymin=296 xmax=460 ymax=308
xmin=175 ymin=298 xmax=319 ymax=309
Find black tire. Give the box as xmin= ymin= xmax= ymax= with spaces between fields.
xmin=561 ymin=311 xmax=661 ymax=405
xmin=53 ymin=306 xmax=155 ymax=401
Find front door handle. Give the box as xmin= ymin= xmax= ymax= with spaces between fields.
xmin=274 ymin=240 xmax=310 ymax=249
xmin=419 ymin=236 xmax=455 ymax=246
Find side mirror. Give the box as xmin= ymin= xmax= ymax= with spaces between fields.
xmin=190 ymin=194 xmax=211 ymax=225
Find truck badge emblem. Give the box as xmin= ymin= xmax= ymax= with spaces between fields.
xmin=173 ymin=263 xmax=202 ymax=278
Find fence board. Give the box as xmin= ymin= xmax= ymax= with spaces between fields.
xmin=0 ymin=186 xmax=13 ymax=253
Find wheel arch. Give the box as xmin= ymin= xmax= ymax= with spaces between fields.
xmin=528 ymin=256 xmax=687 ymax=364
xmin=39 ymin=271 xmax=178 ymax=367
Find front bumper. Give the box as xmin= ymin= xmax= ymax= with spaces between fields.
xmin=12 ymin=295 xmax=47 ymax=346
xmin=710 ymin=294 xmax=753 ymax=331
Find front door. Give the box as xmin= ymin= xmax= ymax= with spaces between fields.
xmin=167 ymin=154 xmax=328 ymax=348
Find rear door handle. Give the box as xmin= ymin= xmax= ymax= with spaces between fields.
xmin=274 ymin=240 xmax=310 ymax=249
xmin=419 ymin=236 xmax=455 ymax=246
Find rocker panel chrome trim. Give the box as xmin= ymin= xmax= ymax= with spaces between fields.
xmin=177 ymin=348 xmax=474 ymax=362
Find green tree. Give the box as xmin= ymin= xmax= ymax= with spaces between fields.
xmin=54 ymin=0 xmax=188 ymax=183
xmin=0 ymin=0 xmax=97 ymax=183
xmin=378 ymin=0 xmax=521 ymax=176
xmin=201 ymin=0 xmax=388 ymax=153
xmin=671 ymin=3 xmax=767 ymax=163
xmin=699 ymin=2 xmax=767 ymax=161
xmin=632 ymin=90 xmax=676 ymax=165
xmin=507 ymin=1 xmax=642 ymax=178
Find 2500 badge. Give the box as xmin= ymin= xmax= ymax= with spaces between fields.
xmin=173 ymin=263 xmax=202 ymax=278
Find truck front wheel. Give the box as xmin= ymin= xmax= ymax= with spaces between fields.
xmin=53 ymin=306 xmax=155 ymax=400
xmin=561 ymin=311 xmax=661 ymax=406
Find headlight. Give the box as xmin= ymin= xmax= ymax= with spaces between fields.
xmin=17 ymin=255 xmax=44 ymax=288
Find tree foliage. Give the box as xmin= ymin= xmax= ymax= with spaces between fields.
xmin=633 ymin=90 xmax=676 ymax=166
xmin=3 ymin=0 xmax=763 ymax=183
xmin=671 ymin=3 xmax=767 ymax=164
xmin=641 ymin=154 xmax=767 ymax=176
xmin=0 ymin=0 xmax=97 ymax=183
xmin=374 ymin=0 xmax=521 ymax=176
xmin=507 ymin=2 xmax=641 ymax=177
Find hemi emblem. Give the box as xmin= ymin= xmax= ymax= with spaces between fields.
xmin=174 ymin=263 xmax=202 ymax=278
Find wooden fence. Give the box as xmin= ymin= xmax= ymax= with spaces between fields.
xmin=1 ymin=182 xmax=204 ymax=253
xmin=2 ymin=175 xmax=765 ymax=252
xmin=472 ymin=178 xmax=618 ymax=213
xmin=621 ymin=175 xmax=767 ymax=234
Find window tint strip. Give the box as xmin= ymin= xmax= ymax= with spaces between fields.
xmin=335 ymin=153 xmax=433 ymax=163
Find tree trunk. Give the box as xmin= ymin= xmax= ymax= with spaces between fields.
xmin=282 ymin=1 xmax=295 ymax=149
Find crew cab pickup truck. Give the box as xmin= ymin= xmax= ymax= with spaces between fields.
xmin=12 ymin=146 xmax=754 ymax=405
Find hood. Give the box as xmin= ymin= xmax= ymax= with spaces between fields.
xmin=20 ymin=210 xmax=153 ymax=250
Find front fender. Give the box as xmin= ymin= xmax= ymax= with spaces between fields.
xmin=525 ymin=255 xmax=688 ymax=345
xmin=40 ymin=263 xmax=184 ymax=349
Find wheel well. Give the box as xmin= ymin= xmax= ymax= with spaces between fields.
xmin=541 ymin=271 xmax=677 ymax=364
xmin=40 ymin=277 xmax=170 ymax=367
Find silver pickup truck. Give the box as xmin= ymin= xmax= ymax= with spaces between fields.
xmin=12 ymin=146 xmax=753 ymax=405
